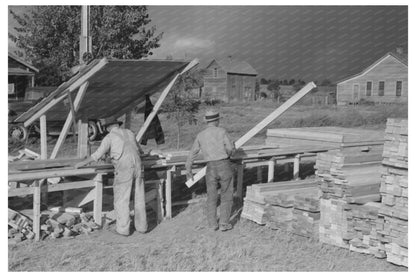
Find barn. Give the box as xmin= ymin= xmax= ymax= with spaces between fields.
xmin=203 ymin=57 xmax=257 ymax=102
xmin=8 ymin=52 xmax=39 ymax=100
xmin=336 ymin=48 xmax=408 ymax=105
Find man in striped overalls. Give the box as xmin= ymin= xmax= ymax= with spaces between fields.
xmin=75 ymin=116 xmax=147 ymax=236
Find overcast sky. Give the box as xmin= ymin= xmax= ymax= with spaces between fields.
xmin=9 ymin=5 xmax=408 ymax=82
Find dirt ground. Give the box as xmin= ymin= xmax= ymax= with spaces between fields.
xmin=8 ymin=200 xmax=406 ymax=271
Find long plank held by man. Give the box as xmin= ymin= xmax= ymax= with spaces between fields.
xmin=185 ymin=81 xmax=317 ymax=188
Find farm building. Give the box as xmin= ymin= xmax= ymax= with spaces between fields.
xmin=203 ymin=57 xmax=257 ymax=102
xmin=336 ymin=48 xmax=408 ymax=105
xmin=8 ymin=52 xmax=39 ymax=100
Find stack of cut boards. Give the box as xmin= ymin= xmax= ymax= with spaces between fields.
xmin=376 ymin=118 xmax=408 ymax=267
xmin=241 ymin=179 xmax=320 ymax=238
xmin=315 ymin=149 xmax=382 ymax=204
xmin=266 ymin=127 xmax=384 ymax=151
xmin=316 ymin=148 xmax=385 ymax=254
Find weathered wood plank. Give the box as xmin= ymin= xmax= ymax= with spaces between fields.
xmin=186 ymin=82 xmax=316 ymax=187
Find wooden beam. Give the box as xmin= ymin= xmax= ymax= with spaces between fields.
xmin=50 ymin=82 xmax=89 ymax=159
xmin=125 ymin=110 xmax=132 ymax=129
xmin=165 ymin=166 xmax=175 ymax=219
xmin=24 ymin=58 xmax=107 ymax=127
xmin=267 ymin=159 xmax=275 ymax=182
xmin=136 ymin=58 xmax=199 ymax=142
xmin=293 ymin=154 xmax=301 ymax=180
xmin=40 ymin=115 xmax=47 ymax=159
xmin=33 ymin=181 xmax=41 ymax=241
xmin=93 ymin=174 xmax=103 ymax=226
xmin=77 ymin=119 xmax=89 ymax=158
xmin=257 ymin=166 xmax=263 ymax=183
xmin=186 ymin=82 xmax=316 ymax=187
xmin=236 ymin=163 xmax=244 ymax=202
xmin=8 ymin=167 xmax=113 ymax=182
xmin=157 ymin=180 xmax=164 ymax=222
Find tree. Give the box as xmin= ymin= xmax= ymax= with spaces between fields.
xmin=288 ymin=79 xmax=295 ymax=85
xmin=267 ymin=80 xmax=280 ymax=103
xmin=260 ymin=78 xmax=269 ymax=85
xmin=320 ymin=79 xmax=332 ymax=86
xmin=160 ymin=71 xmax=201 ymax=149
xmin=9 ymin=6 xmax=163 ymax=86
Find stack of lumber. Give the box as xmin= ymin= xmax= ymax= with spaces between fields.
xmin=315 ymin=150 xmax=382 ymax=203
xmin=292 ymin=188 xmax=320 ymax=238
xmin=8 ymin=207 xmax=100 ymax=243
xmin=241 ymin=179 xmax=318 ymax=234
xmin=316 ymin=148 xmax=384 ymax=249
xmin=266 ymin=127 xmax=384 ymax=150
xmin=347 ymin=202 xmax=386 ymax=258
xmin=376 ymin=118 xmax=408 ymax=267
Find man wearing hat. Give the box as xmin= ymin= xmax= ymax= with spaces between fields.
xmin=186 ymin=110 xmax=235 ymax=231
xmin=75 ymin=116 xmax=147 ymax=236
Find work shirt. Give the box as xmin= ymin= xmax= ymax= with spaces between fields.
xmin=91 ymin=127 xmax=140 ymax=162
xmin=186 ymin=126 xmax=235 ymax=172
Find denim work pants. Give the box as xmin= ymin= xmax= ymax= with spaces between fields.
xmin=205 ymin=159 xmax=234 ymax=227
xmin=113 ymin=154 xmax=147 ymax=235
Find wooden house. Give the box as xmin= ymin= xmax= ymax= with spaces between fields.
xmin=336 ymin=49 xmax=408 ymax=105
xmin=8 ymin=52 xmax=39 ymax=100
xmin=203 ymin=58 xmax=257 ymax=102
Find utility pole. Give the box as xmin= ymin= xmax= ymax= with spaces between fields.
xmin=79 ymin=5 xmax=92 ymax=64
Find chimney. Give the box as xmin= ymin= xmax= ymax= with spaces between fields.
xmin=396 ymin=46 xmax=404 ymax=55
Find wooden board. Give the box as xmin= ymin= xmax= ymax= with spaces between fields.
xmin=186 ymin=82 xmax=317 ymax=187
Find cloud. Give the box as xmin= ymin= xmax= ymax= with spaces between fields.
xmin=174 ymin=37 xmax=215 ymax=50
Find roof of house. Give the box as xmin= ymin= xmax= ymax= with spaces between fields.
xmin=336 ymin=51 xmax=408 ymax=84
xmin=207 ymin=58 xmax=258 ymax=75
xmin=8 ymin=52 xmax=39 ymax=73
xmin=15 ymin=58 xmax=196 ymax=124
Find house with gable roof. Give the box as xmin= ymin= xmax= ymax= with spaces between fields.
xmin=336 ymin=47 xmax=408 ymax=105
xmin=203 ymin=56 xmax=258 ymax=102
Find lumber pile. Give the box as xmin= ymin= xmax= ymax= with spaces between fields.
xmin=315 ymin=150 xmax=382 ymax=203
xmin=376 ymin=118 xmax=408 ymax=267
xmin=242 ymin=179 xmax=319 ymax=237
xmin=316 ymin=149 xmax=383 ymax=249
xmin=266 ymin=127 xmax=385 ymax=150
xmin=8 ymin=207 xmax=100 ymax=244
xmin=292 ymin=189 xmax=320 ymax=238
xmin=347 ymin=202 xmax=386 ymax=258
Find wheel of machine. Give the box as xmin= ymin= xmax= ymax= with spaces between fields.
xmin=10 ymin=125 xmax=28 ymax=142
xmin=88 ymin=121 xmax=98 ymax=141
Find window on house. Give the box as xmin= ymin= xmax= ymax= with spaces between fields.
xmin=213 ymin=68 xmax=217 ymax=78
xmin=378 ymin=81 xmax=385 ymax=96
xmin=396 ymin=81 xmax=402 ymax=96
xmin=366 ymin=82 xmax=372 ymax=96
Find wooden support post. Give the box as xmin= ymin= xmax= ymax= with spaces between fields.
xmin=157 ymin=179 xmax=164 ymax=222
xmin=125 ymin=110 xmax=132 ymax=129
xmin=267 ymin=158 xmax=275 ymax=182
xmin=293 ymin=154 xmax=301 ymax=180
xmin=50 ymin=82 xmax=88 ymax=159
xmin=33 ymin=181 xmax=41 ymax=241
xmin=77 ymin=119 xmax=89 ymax=158
xmin=93 ymin=174 xmax=103 ymax=226
xmin=257 ymin=166 xmax=263 ymax=183
xmin=136 ymin=59 xmax=199 ymax=142
xmin=165 ymin=166 xmax=175 ymax=219
xmin=186 ymin=82 xmax=317 ymax=187
xmin=40 ymin=115 xmax=47 ymax=159
xmin=236 ymin=163 xmax=244 ymax=202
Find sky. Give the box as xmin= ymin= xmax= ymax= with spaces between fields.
xmin=8 ymin=5 xmax=408 ymax=82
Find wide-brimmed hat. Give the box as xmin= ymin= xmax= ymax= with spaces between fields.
xmin=204 ymin=110 xmax=221 ymax=122
xmin=101 ymin=116 xmax=123 ymax=127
